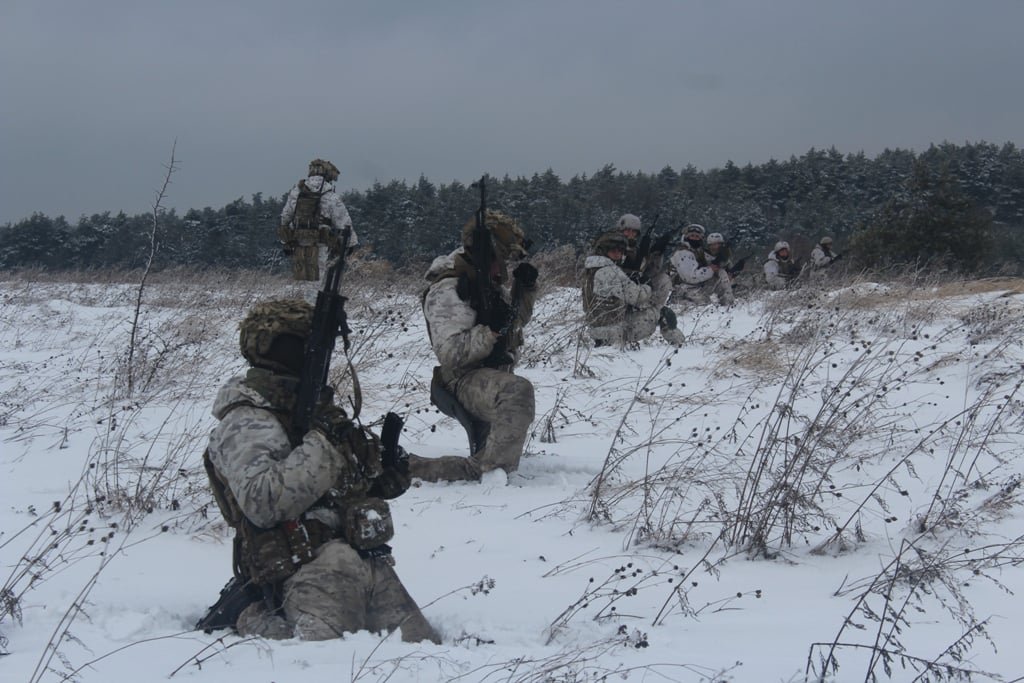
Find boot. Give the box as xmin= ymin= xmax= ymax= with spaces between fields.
xmin=407 ymin=454 xmax=482 ymax=482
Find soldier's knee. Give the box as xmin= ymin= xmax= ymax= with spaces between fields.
xmin=506 ymin=375 xmax=535 ymax=417
xmin=302 ymin=540 xmax=369 ymax=584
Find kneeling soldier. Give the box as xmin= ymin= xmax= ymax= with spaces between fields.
xmin=204 ymin=299 xmax=439 ymax=643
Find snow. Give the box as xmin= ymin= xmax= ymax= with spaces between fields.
xmin=2 ymin=272 xmax=1023 ymax=682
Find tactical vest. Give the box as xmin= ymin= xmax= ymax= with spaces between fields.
xmin=293 ymin=180 xmax=328 ymax=229
xmin=582 ymin=265 xmax=625 ymax=328
xmin=778 ymin=258 xmax=801 ymax=278
xmin=204 ymin=370 xmax=391 ymax=589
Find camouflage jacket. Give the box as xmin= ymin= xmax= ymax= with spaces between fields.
xmin=422 ymin=248 xmax=536 ymax=384
xmin=207 ymin=370 xmax=361 ymax=530
xmin=669 ymin=244 xmax=715 ymax=286
xmin=582 ymin=254 xmax=653 ymax=328
xmin=764 ymin=252 xmax=801 ymax=290
xmin=811 ymin=245 xmax=838 ymax=269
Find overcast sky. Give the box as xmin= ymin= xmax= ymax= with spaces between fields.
xmin=2 ymin=0 xmax=1022 ymax=224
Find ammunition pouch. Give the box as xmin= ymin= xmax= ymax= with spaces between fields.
xmin=342 ymin=498 xmax=394 ymax=550
xmin=240 ymin=516 xmax=335 ymax=585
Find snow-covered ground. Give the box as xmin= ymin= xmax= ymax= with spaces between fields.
xmin=2 ymin=271 xmax=1023 ymax=682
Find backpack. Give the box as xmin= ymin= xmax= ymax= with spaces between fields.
xmin=293 ymin=180 xmax=327 ymax=229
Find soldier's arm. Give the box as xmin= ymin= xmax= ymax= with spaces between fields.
xmin=324 ymin=194 xmax=359 ymax=248
xmin=510 ymin=279 xmax=538 ymax=328
xmin=280 ymin=185 xmax=300 ymax=227
xmin=208 ymin=405 xmax=350 ymax=528
xmin=595 ymin=264 xmax=651 ymax=308
xmin=423 ymin=279 xmax=496 ymax=371
xmin=677 ymin=251 xmax=714 ymax=284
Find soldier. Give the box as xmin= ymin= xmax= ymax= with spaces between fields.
xmin=205 ymin=299 xmax=439 ymax=643
xmin=668 ymin=224 xmax=729 ymax=305
xmin=582 ymin=230 xmax=685 ymax=347
xmin=763 ymin=240 xmax=803 ymax=290
xmin=409 ymin=211 xmax=538 ymax=484
xmin=811 ymin=236 xmax=842 ymax=270
xmin=279 ymin=159 xmax=357 ymax=281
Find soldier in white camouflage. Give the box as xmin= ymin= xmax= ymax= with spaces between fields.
xmin=809 ymin=236 xmax=842 ymax=283
xmin=582 ymin=231 xmax=685 ymax=347
xmin=764 ymin=240 xmax=803 ymax=290
xmin=279 ymin=159 xmax=358 ymax=281
xmin=408 ymin=211 xmax=538 ymax=483
xmin=205 ymin=299 xmax=439 ymax=643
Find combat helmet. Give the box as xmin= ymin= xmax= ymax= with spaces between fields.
xmin=461 ymin=210 xmax=530 ymax=263
xmin=684 ymin=224 xmax=707 ymax=239
xmin=819 ymin=236 xmax=834 ymax=246
xmin=239 ymin=299 xmax=314 ymax=373
xmin=308 ymin=158 xmax=340 ymax=182
xmin=617 ymin=213 xmax=641 ymax=232
xmin=706 ymin=232 xmax=725 ymax=246
xmin=593 ymin=230 xmax=629 ymax=256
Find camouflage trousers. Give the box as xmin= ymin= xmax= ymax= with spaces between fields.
xmin=236 ymin=540 xmax=440 ymax=643
xmin=589 ymin=272 xmax=677 ymax=345
xmin=673 ymin=273 xmax=734 ymax=306
xmin=289 ymin=244 xmax=323 ymax=281
xmin=409 ymin=368 xmax=535 ymax=482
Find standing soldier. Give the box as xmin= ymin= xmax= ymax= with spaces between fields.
xmin=279 ymin=159 xmax=357 ymax=281
xmin=582 ymin=231 xmax=685 ymax=347
xmin=763 ymin=241 xmax=803 ymax=290
xmin=410 ymin=210 xmax=538 ymax=484
xmin=204 ymin=299 xmax=439 ymax=643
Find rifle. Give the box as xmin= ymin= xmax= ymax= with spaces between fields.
xmin=469 ymin=176 xmax=518 ymax=367
xmin=710 ymin=245 xmax=750 ymax=277
xmin=195 ymin=576 xmax=262 ymax=633
xmin=623 ymin=213 xmax=659 ymax=271
xmin=293 ymin=227 xmax=354 ymax=436
xmin=380 ymin=411 xmax=408 ymax=472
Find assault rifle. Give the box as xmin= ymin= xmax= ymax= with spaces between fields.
xmin=710 ymin=246 xmax=751 ymax=277
xmin=293 ymin=227 xmax=353 ymax=436
xmin=469 ymin=175 xmax=518 ymax=367
xmin=622 ymin=213 xmax=660 ymax=272
xmin=380 ymin=411 xmax=408 ymax=473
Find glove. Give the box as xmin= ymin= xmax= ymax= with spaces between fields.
xmin=312 ymin=403 xmax=351 ymax=447
xmin=371 ymin=465 xmax=411 ymax=499
xmin=484 ymin=294 xmax=514 ymax=334
xmin=512 ymin=262 xmax=539 ymax=288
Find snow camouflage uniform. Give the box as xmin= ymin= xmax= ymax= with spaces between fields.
xmin=409 ymin=211 xmax=537 ymax=483
xmin=206 ymin=300 xmax=439 ymax=643
xmin=582 ymin=231 xmax=684 ymax=346
xmin=669 ymin=226 xmax=733 ymax=305
xmin=279 ymin=159 xmax=358 ymax=281
xmin=810 ymin=237 xmax=840 ymax=283
xmin=763 ymin=241 xmax=802 ymax=290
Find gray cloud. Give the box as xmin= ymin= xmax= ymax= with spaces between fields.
xmin=2 ymin=0 xmax=1022 ymax=223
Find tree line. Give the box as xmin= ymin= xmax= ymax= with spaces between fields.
xmin=2 ymin=141 xmax=1022 ymax=273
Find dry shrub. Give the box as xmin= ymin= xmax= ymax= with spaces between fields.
xmin=712 ymin=339 xmax=787 ymax=379
xmin=530 ymin=244 xmax=583 ymax=292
